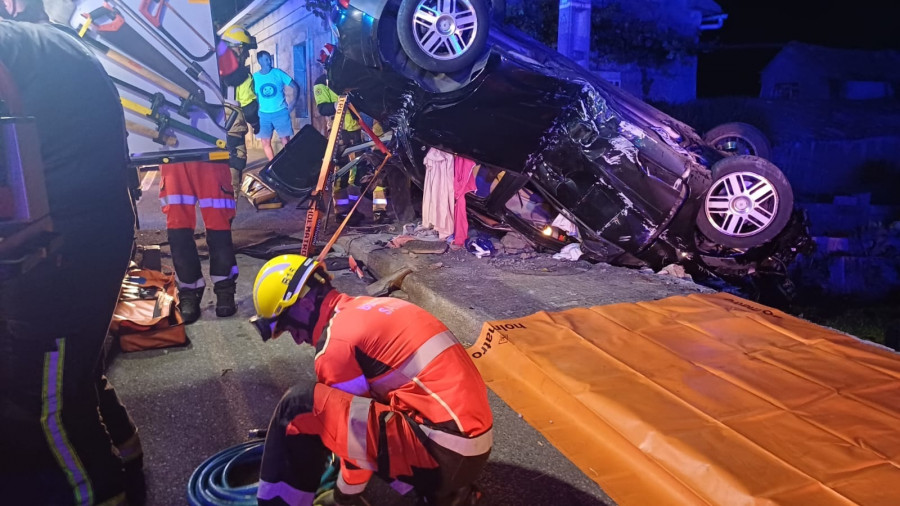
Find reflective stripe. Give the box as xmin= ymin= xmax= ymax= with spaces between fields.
xmin=315 ymin=316 xmax=336 ymax=360
xmin=418 ymin=426 xmax=494 ymax=457
xmin=347 ymin=397 xmax=373 ymax=468
xmin=176 ymin=276 xmax=205 ymax=290
xmin=337 ymin=473 xmax=368 ymax=495
xmin=348 ymin=194 xmax=360 ymax=201
xmin=257 ymin=480 xmax=314 ymax=506
xmin=253 ymin=262 xmax=291 ymax=304
xmin=198 ymin=197 xmax=236 ymax=209
xmin=335 ymin=199 xmax=350 ymax=205
xmin=390 ymin=479 xmax=415 ymax=496
xmin=413 ymin=377 xmax=463 ymax=433
xmin=372 ymin=199 xmax=388 ymax=205
xmin=115 ymin=433 xmax=143 ymax=464
xmin=96 ymin=492 xmax=127 ymax=506
xmin=333 ymin=374 xmax=370 ymax=396
xmin=210 ymin=265 xmax=239 ymax=285
xmin=42 ymin=339 xmax=93 ymax=505
xmin=370 ymin=331 xmax=456 ymax=396
xmin=159 ymin=194 xmax=197 ymax=206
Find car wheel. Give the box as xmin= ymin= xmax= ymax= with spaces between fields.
xmin=697 ymin=155 xmax=794 ymax=249
xmin=704 ymin=122 xmax=772 ymax=160
xmin=397 ymin=0 xmax=490 ymax=73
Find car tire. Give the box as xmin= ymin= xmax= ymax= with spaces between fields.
xmin=397 ymin=0 xmax=490 ymax=73
xmin=704 ymin=122 xmax=772 ymax=160
xmin=697 ymin=155 xmax=794 ymax=249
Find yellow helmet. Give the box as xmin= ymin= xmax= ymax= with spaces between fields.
xmin=252 ymin=254 xmax=329 ymax=320
xmin=222 ymin=25 xmax=251 ymax=46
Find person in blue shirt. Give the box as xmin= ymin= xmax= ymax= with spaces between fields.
xmin=253 ymin=50 xmax=301 ymax=160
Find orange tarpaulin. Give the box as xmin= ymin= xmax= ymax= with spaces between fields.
xmin=467 ymin=293 xmax=900 ymax=505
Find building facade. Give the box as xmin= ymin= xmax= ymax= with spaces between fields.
xmin=222 ymin=0 xmax=334 ymax=149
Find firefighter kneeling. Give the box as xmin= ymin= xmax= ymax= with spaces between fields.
xmin=251 ymin=255 xmax=493 ymax=506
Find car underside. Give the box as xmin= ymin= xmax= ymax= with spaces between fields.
xmin=324 ymin=1 xmax=814 ymax=300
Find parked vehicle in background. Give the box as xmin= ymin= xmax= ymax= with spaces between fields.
xmin=326 ymin=0 xmax=812 ymax=298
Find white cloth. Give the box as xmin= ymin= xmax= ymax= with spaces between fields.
xmin=422 ymin=148 xmax=456 ymax=239
xmin=551 ymin=214 xmax=580 ymax=239
xmin=553 ymin=243 xmax=584 ymax=261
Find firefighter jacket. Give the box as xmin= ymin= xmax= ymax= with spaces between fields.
xmin=310 ymin=290 xmax=493 ymax=442
xmin=313 ymin=76 xmax=360 ymax=132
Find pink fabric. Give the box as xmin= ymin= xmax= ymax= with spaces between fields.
xmin=453 ymin=156 xmax=478 ymax=246
xmin=422 ymin=148 xmax=456 ymax=239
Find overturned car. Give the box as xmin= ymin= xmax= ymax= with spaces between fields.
xmin=325 ymin=1 xmax=812 ymax=294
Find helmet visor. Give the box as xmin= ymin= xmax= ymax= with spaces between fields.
xmin=251 ymin=315 xmax=283 ymax=342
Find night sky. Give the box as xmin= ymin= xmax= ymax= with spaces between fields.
xmin=701 ymin=0 xmax=900 ymax=96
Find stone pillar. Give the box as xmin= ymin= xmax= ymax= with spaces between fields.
xmin=557 ymin=0 xmax=592 ymax=68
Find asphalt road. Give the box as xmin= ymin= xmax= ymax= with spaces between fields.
xmin=113 ymin=168 xmax=711 ymax=505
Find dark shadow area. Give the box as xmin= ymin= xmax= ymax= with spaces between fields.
xmin=359 ymin=461 xmax=612 ymax=505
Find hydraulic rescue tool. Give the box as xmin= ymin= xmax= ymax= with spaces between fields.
xmin=120 ymin=96 xmax=225 ymax=148
xmin=75 ymin=29 xmax=222 ymax=121
xmin=299 ymin=96 xmax=391 ymax=260
xmin=81 ymin=4 xmax=205 ymax=100
xmin=136 ymin=0 xmax=216 ymax=61
xmin=109 ymin=0 xmax=223 ymax=100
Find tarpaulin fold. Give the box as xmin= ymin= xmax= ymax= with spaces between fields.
xmin=467 ymin=293 xmax=900 ymax=505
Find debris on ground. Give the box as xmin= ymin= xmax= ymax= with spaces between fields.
xmin=405 ymin=240 xmax=449 ymax=254
xmin=552 ymin=243 xmax=584 ymax=261
xmin=657 ymin=264 xmax=692 ymax=280
xmin=324 ymin=256 xmax=350 ymax=271
xmin=401 ymin=222 xmax=441 ymax=239
xmin=489 ymin=255 xmax=592 ymax=276
xmin=388 ymin=236 xmax=417 ymax=248
xmin=465 ymin=236 xmax=496 ymax=258
xmin=501 ymin=232 xmax=534 ymax=254
xmin=348 ymin=255 xmax=375 ymax=281
xmin=366 ymin=266 xmax=414 ymax=296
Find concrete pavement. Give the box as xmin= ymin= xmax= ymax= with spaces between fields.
xmin=113 ymin=165 xmax=712 ymax=505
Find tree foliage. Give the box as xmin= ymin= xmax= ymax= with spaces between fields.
xmin=504 ymin=0 xmax=560 ymax=48
xmin=302 ymin=0 xmax=331 ymax=21
xmin=590 ymin=4 xmax=699 ymax=67
xmin=503 ymin=0 xmax=699 ymax=68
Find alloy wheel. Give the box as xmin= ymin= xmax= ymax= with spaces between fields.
xmin=714 ymin=135 xmax=757 ymax=156
xmin=704 ymin=171 xmax=780 ymax=237
xmin=410 ymin=0 xmax=480 ymax=61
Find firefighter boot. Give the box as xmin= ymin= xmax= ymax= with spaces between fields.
xmin=214 ymin=278 xmax=237 ymax=317
xmin=178 ymin=288 xmax=204 ymax=324
xmin=417 ymin=484 xmax=483 ymax=506
xmin=372 ymin=210 xmax=391 ymax=225
xmin=314 ymin=488 xmax=371 ymax=506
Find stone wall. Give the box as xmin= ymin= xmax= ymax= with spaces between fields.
xmin=775 ymin=136 xmax=900 ymax=201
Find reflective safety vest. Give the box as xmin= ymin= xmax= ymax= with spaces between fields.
xmin=236 ymin=76 xmax=257 ymax=108
xmin=313 ymin=82 xmax=360 ymax=132
xmin=310 ymin=291 xmax=493 ymax=442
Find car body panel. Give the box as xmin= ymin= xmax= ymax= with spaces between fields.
xmin=327 ymin=3 xmax=812 ymax=290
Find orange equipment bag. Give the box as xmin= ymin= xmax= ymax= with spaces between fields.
xmin=110 ymin=268 xmax=187 ymax=352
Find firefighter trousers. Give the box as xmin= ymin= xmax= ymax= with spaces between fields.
xmin=258 ymin=380 xmax=490 ymax=506
xmin=159 ymin=162 xmax=238 ymax=289
xmin=225 ymin=103 xmax=249 ymax=200
xmin=0 ymin=204 xmax=138 ymax=505
xmin=332 ymin=129 xmax=388 ymax=218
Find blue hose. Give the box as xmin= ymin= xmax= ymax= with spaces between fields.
xmin=187 ymin=440 xmax=339 ymax=506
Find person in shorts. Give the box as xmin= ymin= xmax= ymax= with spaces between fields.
xmin=253 ymin=50 xmax=300 ymax=160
